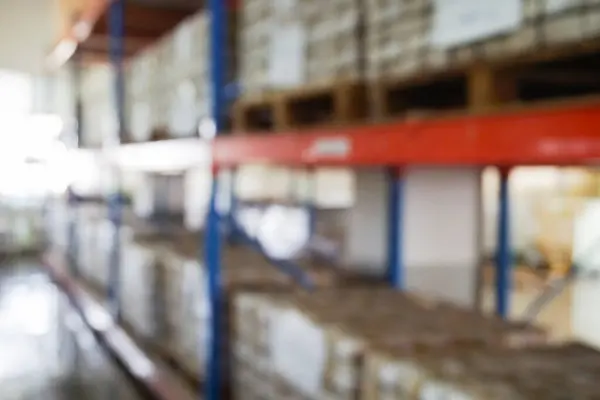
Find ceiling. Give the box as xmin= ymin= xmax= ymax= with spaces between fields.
xmin=65 ymin=0 xmax=204 ymax=64
xmin=0 ymin=0 xmax=204 ymax=74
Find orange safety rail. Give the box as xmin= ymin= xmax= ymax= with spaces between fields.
xmin=213 ymin=99 xmax=600 ymax=168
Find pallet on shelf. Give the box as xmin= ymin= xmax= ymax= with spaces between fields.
xmin=232 ymin=80 xmax=368 ymax=132
xmin=364 ymin=0 xmax=600 ymax=117
xmin=370 ymin=37 xmax=600 ymax=119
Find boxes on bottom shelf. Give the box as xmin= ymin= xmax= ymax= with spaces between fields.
xmin=76 ymin=218 xmax=109 ymax=292
xmin=147 ymin=237 xmax=377 ymax=382
xmin=232 ymin=289 xmax=546 ymax=400
xmin=364 ymin=343 xmax=600 ymax=399
xmin=120 ymin=240 xmax=162 ymax=341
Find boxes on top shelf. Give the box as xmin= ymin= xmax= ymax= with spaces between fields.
xmin=239 ymin=0 xmax=364 ymax=97
xmin=127 ymin=44 xmax=161 ymax=97
xmin=363 ymin=0 xmax=600 ymax=119
xmin=166 ymin=75 xmax=211 ymax=139
xmin=365 ymin=0 xmax=600 ymax=82
xmin=128 ymin=99 xmax=152 ymax=142
xmin=163 ymin=12 xmax=209 ymax=83
xmin=126 ymin=9 xmax=237 ymax=140
xmin=81 ymin=64 xmax=112 ymax=102
xmin=232 ymin=289 xmax=546 ymax=400
xmin=235 ymin=0 xmax=600 ymax=129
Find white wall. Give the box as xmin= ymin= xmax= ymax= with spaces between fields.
xmin=0 ymin=0 xmax=58 ymax=74
xmin=343 ymin=169 xmax=388 ymax=270
xmin=403 ymin=167 xmax=482 ymax=307
xmin=344 ymin=167 xmax=482 ymax=307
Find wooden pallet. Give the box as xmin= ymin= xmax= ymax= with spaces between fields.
xmin=370 ymin=38 xmax=600 ymax=118
xmin=232 ymin=81 xmax=368 ymax=133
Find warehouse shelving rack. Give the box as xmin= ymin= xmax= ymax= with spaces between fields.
xmin=46 ymin=1 xmax=600 ymax=400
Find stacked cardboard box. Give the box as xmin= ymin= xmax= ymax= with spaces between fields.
xmin=232 ymin=288 xmax=545 ymax=399
xmin=159 ymin=13 xmax=211 ymax=139
xmin=239 ymin=0 xmax=364 ymax=96
xmin=365 ymin=0 xmax=600 ymax=81
xmin=119 ymin=240 xmax=161 ymax=340
xmin=81 ymin=65 xmax=114 ymax=147
xmin=364 ymin=342 xmax=600 ymax=399
xmin=76 ymin=215 xmax=103 ymax=289
xmin=126 ymin=13 xmax=209 ymax=140
xmin=128 ymin=9 xmax=237 ymax=139
xmin=152 ymin=236 xmax=373 ymax=382
xmin=127 ymin=45 xmax=161 ymax=142
xmin=44 ymin=199 xmax=70 ymax=252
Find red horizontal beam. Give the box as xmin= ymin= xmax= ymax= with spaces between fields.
xmin=213 ymin=99 xmax=600 ymax=167
xmin=42 ymin=251 xmax=195 ymax=400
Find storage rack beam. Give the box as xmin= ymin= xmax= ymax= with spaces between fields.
xmin=213 ymin=99 xmax=600 ymax=167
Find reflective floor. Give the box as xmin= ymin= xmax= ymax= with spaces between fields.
xmin=0 ymin=262 xmax=143 ymax=400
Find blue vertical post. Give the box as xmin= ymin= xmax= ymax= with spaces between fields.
xmin=205 ymin=0 xmax=226 ymax=398
xmin=107 ymin=0 xmax=125 ymax=321
xmin=306 ymin=168 xmax=316 ymax=239
xmin=68 ymin=53 xmax=83 ymax=276
xmin=228 ymin=168 xmax=239 ymax=243
xmin=387 ymin=167 xmax=405 ymax=290
xmin=73 ymin=52 xmax=84 ymax=148
xmin=67 ymin=188 xmax=78 ymax=276
xmin=496 ymin=167 xmax=512 ymax=318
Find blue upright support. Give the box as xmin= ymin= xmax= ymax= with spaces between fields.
xmin=205 ymin=0 xmax=227 ymax=398
xmin=67 ymin=188 xmax=79 ymax=277
xmin=109 ymin=0 xmax=126 ymax=144
xmin=73 ymin=53 xmax=84 ymax=148
xmin=387 ymin=168 xmax=405 ymax=290
xmin=68 ymin=54 xmax=83 ymax=277
xmin=228 ymin=169 xmax=239 ymax=244
xmin=107 ymin=0 xmax=125 ymax=321
xmin=306 ymin=169 xmax=316 ymax=239
xmin=496 ymin=167 xmax=512 ymax=318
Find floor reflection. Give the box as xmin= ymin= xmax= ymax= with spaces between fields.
xmin=0 ymin=262 xmax=143 ymax=400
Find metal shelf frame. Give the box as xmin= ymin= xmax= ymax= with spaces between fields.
xmin=71 ymin=1 xmax=600 ymax=399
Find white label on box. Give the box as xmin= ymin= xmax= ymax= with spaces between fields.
xmin=545 ymin=0 xmax=579 ymax=13
xmin=431 ymin=0 xmax=522 ymax=47
xmin=420 ymin=381 xmax=449 ymax=399
xmin=269 ymin=308 xmax=326 ymax=397
xmin=268 ymin=24 xmax=306 ymax=88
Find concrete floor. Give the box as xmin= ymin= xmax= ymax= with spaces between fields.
xmin=0 ymin=262 xmax=143 ymax=400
